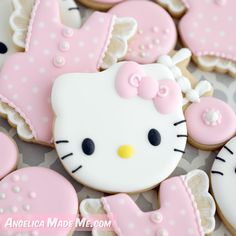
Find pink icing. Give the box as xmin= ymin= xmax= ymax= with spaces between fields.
xmin=109 ymin=0 xmax=177 ymax=64
xmin=116 ymin=62 xmax=182 ymax=114
xmin=0 ymin=167 xmax=78 ymax=235
xmin=0 ymin=0 xmax=117 ymax=144
xmin=185 ymin=97 xmax=236 ymax=145
xmin=179 ymin=0 xmax=236 ymax=62
xmin=101 ymin=176 xmax=203 ymax=236
xmin=0 ymin=133 xmax=18 ymax=179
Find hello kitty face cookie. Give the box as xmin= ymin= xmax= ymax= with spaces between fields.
xmin=80 ymin=170 xmax=216 ymax=236
xmin=52 ymin=60 xmax=187 ymax=193
xmin=109 ymin=0 xmax=177 ymax=64
xmin=211 ymin=137 xmax=236 ymax=235
xmin=185 ymin=97 xmax=236 ymax=150
xmin=0 ymin=0 xmax=137 ymax=145
xmin=157 ymin=0 xmax=236 ymax=77
xmin=78 ymin=0 xmax=124 ymax=10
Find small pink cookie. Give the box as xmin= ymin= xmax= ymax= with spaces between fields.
xmin=109 ymin=0 xmax=177 ymax=64
xmin=178 ymin=0 xmax=236 ymax=76
xmin=0 ymin=132 xmax=18 ymax=180
xmin=185 ymin=97 xmax=236 ymax=150
xmin=0 ymin=167 xmax=78 ymax=235
xmin=81 ymin=170 xmax=216 ymax=236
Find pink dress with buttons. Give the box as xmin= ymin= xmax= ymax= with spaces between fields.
xmin=101 ymin=176 xmax=204 ymax=236
xmin=0 ymin=0 xmax=120 ymax=145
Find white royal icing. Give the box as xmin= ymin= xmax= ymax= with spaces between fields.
xmin=52 ymin=62 xmax=187 ymax=193
xmin=211 ymin=137 xmax=236 ymax=231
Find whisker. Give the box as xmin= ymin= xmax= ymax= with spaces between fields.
xmin=215 ymin=157 xmax=226 ymax=162
xmin=173 ymin=120 xmax=186 ymax=126
xmin=177 ymin=134 xmax=188 ymax=138
xmin=68 ymin=7 xmax=80 ymax=11
xmin=174 ymin=148 xmax=185 ymax=154
xmin=224 ymin=146 xmax=234 ymax=155
xmin=72 ymin=165 xmax=83 ymax=173
xmin=211 ymin=170 xmax=224 ymax=176
xmin=55 ymin=140 xmax=69 ymax=144
xmin=61 ymin=153 xmax=73 ymax=160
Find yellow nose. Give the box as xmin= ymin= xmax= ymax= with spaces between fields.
xmin=117 ymin=145 xmax=135 ymax=159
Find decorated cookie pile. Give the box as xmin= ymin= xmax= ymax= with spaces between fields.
xmin=0 ymin=0 xmax=235 ymax=235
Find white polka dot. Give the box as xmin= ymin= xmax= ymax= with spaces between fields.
xmin=21 ymin=175 xmax=28 ymax=182
xmin=21 ymin=77 xmax=28 ymax=83
xmin=164 ymin=201 xmax=171 ymax=208
xmin=144 ymin=228 xmax=151 ymax=235
xmin=0 ymin=208 xmax=4 ymax=214
xmin=227 ymin=16 xmax=234 ymax=22
xmin=11 ymin=206 xmax=18 ymax=213
xmin=78 ymin=42 xmax=85 ymax=48
xmin=33 ymin=40 xmax=39 ymax=46
xmin=187 ymin=228 xmax=194 ymax=235
xmin=38 ymin=22 xmax=45 ymax=29
xmin=29 ymin=57 xmax=35 ymax=63
xmin=205 ymin=28 xmax=211 ymax=33
xmin=99 ymin=17 xmax=105 ymax=23
xmin=13 ymin=94 xmax=18 ymax=100
xmin=180 ymin=209 xmax=187 ymax=216
xmin=23 ymin=204 xmax=31 ymax=211
xmin=170 ymin=185 xmax=177 ymax=191
xmin=118 ymin=199 xmax=125 ymax=205
xmin=42 ymin=117 xmax=49 ymax=123
xmin=200 ymin=39 xmax=206 ymax=44
xmin=197 ymin=13 xmax=203 ymax=19
xmin=74 ymin=57 xmax=80 ymax=64
xmin=27 ymin=105 xmax=33 ymax=112
xmin=228 ymin=46 xmax=234 ymax=51
xmin=158 ymin=229 xmax=168 ymax=236
xmin=14 ymin=65 xmax=20 ymax=71
xmin=214 ymin=42 xmax=219 ymax=48
xmin=212 ymin=16 xmax=218 ymax=21
xmin=219 ymin=31 xmax=225 ymax=37
xmin=12 ymin=186 xmax=21 ymax=193
xmin=39 ymin=68 xmax=46 ymax=74
xmin=193 ymin=22 xmax=198 ymax=27
xmin=43 ymin=49 xmax=51 ymax=56
xmin=32 ymin=87 xmax=39 ymax=94
xmin=189 ymin=32 xmax=195 ymax=38
xmin=169 ymin=219 xmax=175 ymax=226
xmin=0 ymin=193 xmax=6 ymax=199
xmin=50 ymin=33 xmax=56 ymax=39
xmin=7 ymin=84 xmax=13 ymax=89
xmin=52 ymin=17 xmax=59 ymax=23
xmin=2 ymin=75 xmax=8 ymax=80
xmin=93 ymin=38 xmax=98 ymax=44
xmin=128 ymin=223 xmax=135 ymax=229
xmin=88 ymin=53 xmax=95 ymax=59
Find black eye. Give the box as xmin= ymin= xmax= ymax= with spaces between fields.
xmin=82 ymin=138 xmax=95 ymax=155
xmin=235 ymin=167 xmax=236 ymax=174
xmin=148 ymin=129 xmax=161 ymax=146
xmin=0 ymin=42 xmax=8 ymax=54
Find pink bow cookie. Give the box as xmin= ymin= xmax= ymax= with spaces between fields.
xmin=116 ymin=62 xmax=183 ymax=114
xmin=0 ymin=0 xmax=136 ymax=145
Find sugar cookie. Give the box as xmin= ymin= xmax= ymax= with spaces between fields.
xmin=52 ymin=55 xmax=188 ymax=193
xmin=156 ymin=0 xmax=236 ymax=77
xmin=185 ymin=97 xmax=236 ymax=151
xmin=0 ymin=167 xmax=78 ymax=235
xmin=211 ymin=137 xmax=236 ymax=235
xmin=0 ymin=0 xmax=137 ymax=145
xmin=0 ymin=132 xmax=18 ymax=180
xmin=78 ymin=0 xmax=124 ymax=10
xmin=109 ymin=0 xmax=177 ymax=64
xmin=80 ymin=170 xmax=216 ymax=236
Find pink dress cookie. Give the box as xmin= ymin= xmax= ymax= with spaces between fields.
xmin=0 ymin=132 xmax=18 ymax=179
xmin=81 ymin=170 xmax=216 ymax=236
xmin=178 ymin=0 xmax=236 ymax=76
xmin=109 ymin=0 xmax=177 ymax=64
xmin=0 ymin=167 xmax=78 ymax=235
xmin=185 ymin=97 xmax=236 ymax=150
xmin=0 ymin=0 xmax=137 ymax=145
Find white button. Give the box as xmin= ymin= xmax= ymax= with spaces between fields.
xmin=59 ymin=41 xmax=70 ymax=52
xmin=150 ymin=212 xmax=163 ymax=223
xmin=62 ymin=28 xmax=74 ymax=38
xmin=53 ymin=56 xmax=66 ymax=68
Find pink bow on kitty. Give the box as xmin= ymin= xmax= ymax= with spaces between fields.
xmin=115 ymin=62 xmax=183 ymax=114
